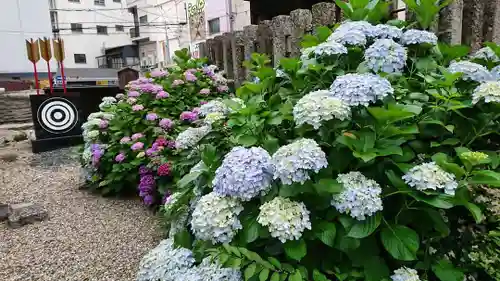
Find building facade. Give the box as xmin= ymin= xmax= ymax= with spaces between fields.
xmin=0 ymin=0 xmax=56 ymax=76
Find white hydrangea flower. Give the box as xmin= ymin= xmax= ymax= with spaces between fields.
xmin=448 ymin=61 xmax=492 ymax=82
xmin=175 ymin=126 xmax=211 ymax=150
xmin=472 ymin=81 xmax=500 ymax=104
xmin=329 ymin=73 xmax=394 ymax=106
xmin=213 ymin=146 xmax=274 ymax=201
xmin=328 ymin=29 xmax=367 ymax=46
xmin=204 ymin=112 xmax=225 ymax=125
xmin=81 ymin=119 xmax=100 ymax=130
xmin=334 ymin=20 xmax=378 ymax=38
xmin=136 ymin=239 xmax=195 ymax=281
xmin=83 ymin=130 xmax=99 ymax=141
xmin=471 ymin=47 xmax=499 ymax=62
xmin=402 ymin=162 xmax=458 ymax=195
xmin=331 ymin=171 xmax=383 ymax=220
xmin=164 ymin=192 xmax=183 ymax=213
xmin=375 ymin=24 xmax=403 ymax=39
xmin=293 ymin=90 xmax=351 ymax=129
xmin=272 ymin=138 xmax=328 ymax=185
xmin=257 ymin=197 xmax=311 ymax=243
xmin=99 ymin=96 xmax=117 ymax=110
xmin=401 ymin=29 xmax=437 ymax=46
xmin=364 ymin=39 xmax=407 ymax=73
xmin=199 ymin=100 xmax=229 ymax=116
xmin=300 ymin=47 xmax=318 ymax=67
xmin=174 ymin=258 xmax=242 ymax=281
xmin=391 ymin=267 xmax=421 ymax=281
xmin=190 ymin=192 xmax=243 ymax=244
xmin=314 ymin=41 xmax=348 ymax=57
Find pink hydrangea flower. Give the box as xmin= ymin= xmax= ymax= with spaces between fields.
xmin=157 ymin=163 xmax=171 ymax=176
xmin=217 ymin=85 xmax=229 ymax=92
xmin=173 ymin=79 xmax=185 ymax=86
xmin=131 ymin=133 xmax=144 ymax=140
xmin=150 ymin=70 xmax=169 ymax=78
xmin=127 ymin=98 xmax=137 ymax=104
xmin=146 ymin=113 xmax=158 ymax=121
xmin=199 ymin=88 xmax=210 ymax=95
xmin=115 ymin=153 xmax=126 ymax=162
xmin=120 ymin=136 xmax=131 ymax=144
xmin=180 ymin=111 xmax=198 ymax=122
xmin=132 ymin=104 xmax=144 ymax=111
xmin=159 ymin=118 xmax=174 ymax=130
xmin=146 ymin=147 xmax=158 ymax=157
xmin=156 ymin=91 xmax=169 ymax=99
xmin=185 ymin=72 xmax=197 ymax=82
xmin=131 ymin=142 xmax=144 ymax=151
xmin=99 ymin=120 xmax=109 ymax=129
xmin=192 ymin=107 xmax=201 ymax=114
xmin=128 ymin=91 xmax=140 ymax=97
xmin=200 ymin=101 xmax=208 ymax=105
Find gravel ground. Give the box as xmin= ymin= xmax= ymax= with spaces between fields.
xmin=0 ymin=144 xmax=161 ymax=281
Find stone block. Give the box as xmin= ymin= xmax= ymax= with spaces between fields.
xmin=213 ymin=36 xmax=225 ymax=70
xmin=439 ymin=0 xmax=463 ymax=45
xmin=462 ymin=0 xmax=486 ymax=51
xmin=484 ymin=0 xmax=500 ymax=44
xmin=312 ymin=2 xmax=336 ymax=27
xmin=257 ymin=21 xmax=273 ymax=60
xmin=222 ymin=33 xmax=235 ymax=79
xmin=8 ymin=202 xmax=48 ymax=228
xmin=0 ymin=152 xmax=19 ymax=162
xmin=271 ymin=15 xmax=293 ymax=67
xmin=0 ymin=203 xmax=8 ymax=221
xmin=290 ymin=9 xmax=313 ymax=58
xmin=231 ymin=31 xmax=246 ymax=87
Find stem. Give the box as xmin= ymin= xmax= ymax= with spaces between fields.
xmin=383 ymin=190 xmax=412 ymax=198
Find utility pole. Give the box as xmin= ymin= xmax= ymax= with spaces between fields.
xmin=227 ymin=0 xmax=234 ymax=32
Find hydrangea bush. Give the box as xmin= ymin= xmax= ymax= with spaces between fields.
xmin=143 ymin=1 xmax=500 ymax=279
xmin=80 ymin=49 xmax=231 ymax=205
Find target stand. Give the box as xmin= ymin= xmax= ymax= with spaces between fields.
xmin=30 ymin=93 xmax=84 ymax=153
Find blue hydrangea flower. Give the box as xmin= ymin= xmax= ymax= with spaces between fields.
xmin=300 ymin=47 xmax=318 ymax=67
xmin=472 ymin=81 xmax=500 ymax=104
xmin=364 ymin=39 xmax=407 ymax=73
xmin=402 ymin=162 xmax=458 ymax=195
xmin=328 ymin=29 xmax=367 ymax=46
xmin=314 ymin=41 xmax=348 ymax=57
xmin=448 ymin=61 xmax=493 ymax=82
xmin=333 ymin=21 xmax=378 ymax=38
xmin=491 ymin=65 xmax=500 ymax=80
xmin=199 ymin=100 xmax=229 ymax=116
xmin=272 ymin=138 xmax=328 ymax=185
xmin=190 ymin=192 xmax=243 ymax=244
xmin=257 ymin=197 xmax=311 ymax=242
xmin=471 ymin=47 xmax=499 ymax=62
xmin=213 ymin=146 xmax=274 ymax=201
xmin=375 ymin=24 xmax=403 ymax=39
xmin=401 ymin=29 xmax=438 ymax=46
xmin=136 ymin=239 xmax=195 ymax=281
xmin=331 ymin=171 xmax=383 ymax=220
xmin=329 ymin=73 xmax=394 ymax=106
xmin=293 ymin=90 xmax=351 ymax=129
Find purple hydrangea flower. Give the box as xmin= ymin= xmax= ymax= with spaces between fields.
xmin=173 ymin=79 xmax=185 ymax=86
xmin=200 ymin=88 xmax=210 ymax=95
xmin=99 ymin=120 xmax=109 ymax=129
xmin=217 ymin=85 xmax=229 ymax=92
xmin=132 ymin=104 xmax=144 ymax=111
xmin=143 ymin=195 xmax=155 ymax=205
xmin=146 ymin=147 xmax=158 ymax=157
xmin=91 ymin=144 xmax=105 ymax=167
xmin=115 ymin=153 xmax=126 ymax=163
xmin=180 ymin=111 xmax=198 ymax=122
xmin=159 ymin=118 xmax=174 ymax=130
xmin=200 ymin=101 xmax=208 ymax=105
xmin=139 ymin=166 xmax=151 ymax=175
xmin=120 ymin=136 xmax=131 ymax=144
xmin=146 ymin=113 xmax=158 ymax=121
xmin=139 ymin=83 xmax=163 ymax=93
xmin=131 ymin=142 xmax=144 ymax=151
xmin=156 ymin=90 xmax=169 ymax=99
xmin=185 ymin=72 xmax=197 ymax=82
xmin=165 ymin=140 xmax=176 ymax=149
xmin=150 ymin=70 xmax=169 ymax=78
xmin=131 ymin=133 xmax=143 ymax=140
xmin=128 ymin=91 xmax=140 ymax=97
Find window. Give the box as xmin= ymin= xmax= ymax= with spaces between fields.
xmin=139 ymin=15 xmax=148 ymax=24
xmin=68 ymin=0 xmax=80 ymax=2
xmin=96 ymin=25 xmax=108 ymax=35
xmin=113 ymin=0 xmax=121 ymax=2
xmin=71 ymin=23 xmax=83 ymax=33
xmin=94 ymin=0 xmax=105 ymax=6
xmin=208 ymin=18 xmax=220 ymax=35
xmin=115 ymin=25 xmax=124 ymax=31
xmin=74 ymin=54 xmax=87 ymax=64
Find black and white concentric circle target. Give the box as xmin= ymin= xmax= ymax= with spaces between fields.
xmin=37 ymin=97 xmax=78 ymax=134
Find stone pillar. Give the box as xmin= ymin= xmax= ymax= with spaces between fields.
xmin=198 ymin=42 xmax=208 ymax=59
xmin=213 ymin=36 xmax=224 ymax=70
xmin=290 ymin=9 xmax=313 ymax=58
xmin=243 ymin=25 xmax=259 ymax=79
xmin=271 ymin=15 xmax=293 ymax=67
xmin=257 ymin=20 xmax=273 ymax=60
xmin=311 ymin=2 xmax=337 ymax=27
xmin=484 ymin=0 xmax=500 ymax=44
xmin=222 ymin=32 xmax=234 ymax=79
xmin=206 ymin=39 xmax=217 ymax=64
xmin=438 ymin=0 xmax=463 ymax=45
xmin=336 ymin=4 xmax=345 ymax=23
xmin=232 ymin=31 xmax=246 ymax=86
xmin=462 ymin=0 xmax=486 ymax=51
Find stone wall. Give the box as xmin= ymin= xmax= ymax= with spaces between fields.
xmin=197 ymin=1 xmax=500 ymax=87
xmin=0 ymin=91 xmax=34 ymax=125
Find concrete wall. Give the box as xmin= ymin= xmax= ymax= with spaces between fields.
xmin=0 ymin=91 xmax=34 ymax=125
xmin=0 ymin=0 xmax=56 ymax=74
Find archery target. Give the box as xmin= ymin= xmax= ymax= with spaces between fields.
xmin=37 ymin=97 xmax=78 ymax=134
